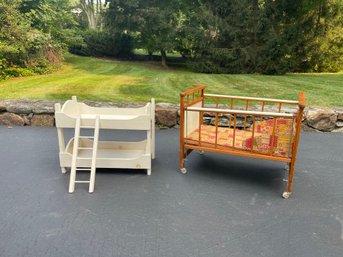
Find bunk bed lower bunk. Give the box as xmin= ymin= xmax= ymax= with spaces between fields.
xmin=55 ymin=96 xmax=155 ymax=193
xmin=179 ymin=86 xmax=305 ymax=199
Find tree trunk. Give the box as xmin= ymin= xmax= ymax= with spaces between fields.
xmin=161 ymin=50 xmax=168 ymax=68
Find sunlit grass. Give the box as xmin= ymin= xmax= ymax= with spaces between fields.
xmin=0 ymin=53 xmax=342 ymax=106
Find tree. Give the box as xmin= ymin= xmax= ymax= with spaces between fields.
xmin=1 ymin=0 xmax=63 ymax=80
xmin=20 ymin=0 xmax=78 ymax=46
xmin=105 ymin=0 xmax=183 ymax=67
xmin=80 ymin=0 xmax=104 ymax=30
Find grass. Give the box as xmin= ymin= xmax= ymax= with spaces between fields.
xmin=0 ymin=54 xmax=342 ymax=106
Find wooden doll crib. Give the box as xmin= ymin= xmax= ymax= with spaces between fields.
xmin=179 ymin=86 xmax=305 ymax=198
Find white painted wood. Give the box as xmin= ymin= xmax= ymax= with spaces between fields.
xmin=55 ymin=96 xmax=155 ymax=192
xmin=55 ymin=103 xmax=67 ymax=174
xmin=151 ymin=98 xmax=155 ymax=159
xmin=89 ymin=115 xmax=100 ymax=193
xmin=69 ymin=117 xmax=81 ymax=193
xmin=60 ymin=139 xmax=151 ymax=168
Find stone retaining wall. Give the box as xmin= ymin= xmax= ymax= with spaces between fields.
xmin=0 ymin=99 xmax=342 ymax=132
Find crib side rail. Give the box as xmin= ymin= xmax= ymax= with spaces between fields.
xmin=186 ymin=107 xmax=295 ymax=118
xmin=185 ymin=106 xmax=297 ymax=160
xmin=204 ymin=93 xmax=299 ymax=114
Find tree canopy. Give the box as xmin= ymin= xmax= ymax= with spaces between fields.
xmin=0 ymin=0 xmax=342 ymax=80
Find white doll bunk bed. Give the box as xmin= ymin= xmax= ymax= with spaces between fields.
xmin=55 ymin=96 xmax=155 ymax=193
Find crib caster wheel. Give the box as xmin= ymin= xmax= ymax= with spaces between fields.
xmin=282 ymin=192 xmax=292 ymax=199
xmin=199 ymin=151 xmax=205 ymax=155
xmin=180 ymin=168 xmax=187 ymax=174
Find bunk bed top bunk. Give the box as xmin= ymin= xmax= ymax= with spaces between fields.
xmin=55 ymin=96 xmax=154 ymax=130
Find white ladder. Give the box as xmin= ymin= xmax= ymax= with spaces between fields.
xmin=69 ymin=115 xmax=100 ymax=193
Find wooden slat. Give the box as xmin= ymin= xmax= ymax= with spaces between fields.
xmin=270 ymin=117 xmax=277 ymax=155
xmin=186 ymin=107 xmax=295 ymax=118
xmin=214 ymin=113 xmax=219 ymax=147
xmin=232 ymin=115 xmax=236 ymax=148
xmin=180 ymin=85 xmax=206 ymax=97
xmin=184 ymin=144 xmax=291 ymax=163
xmin=251 ymin=116 xmax=256 ymax=152
xmin=204 ymin=93 xmax=299 ymax=104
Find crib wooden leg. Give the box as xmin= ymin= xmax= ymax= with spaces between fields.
xmin=283 ymin=162 xmax=294 ymax=199
xmin=180 ymin=148 xmax=187 ymax=174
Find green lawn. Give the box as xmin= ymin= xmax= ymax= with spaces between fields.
xmin=0 ymin=54 xmax=342 ymax=106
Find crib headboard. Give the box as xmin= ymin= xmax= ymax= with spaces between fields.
xmin=180 ymin=86 xmax=206 ymax=139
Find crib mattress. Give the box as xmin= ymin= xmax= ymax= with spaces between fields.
xmin=185 ymin=118 xmax=294 ymax=157
xmin=185 ymin=125 xmax=256 ymax=150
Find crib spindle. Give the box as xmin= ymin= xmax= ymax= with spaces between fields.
xmin=232 ymin=114 xmax=237 ymax=148
xmin=215 ymin=112 xmax=219 ymax=147
xmin=251 ymin=116 xmax=256 ymax=152
xmin=278 ymin=102 xmax=282 ymax=113
xmin=288 ymin=117 xmax=295 ymax=156
xmin=261 ymin=101 xmax=265 ymax=122
xmin=270 ymin=117 xmax=277 ymax=155
xmin=198 ymin=110 xmax=202 ymax=146
xmin=244 ymin=100 xmax=248 ymax=130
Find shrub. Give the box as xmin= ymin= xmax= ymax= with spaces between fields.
xmin=69 ymin=30 xmax=133 ymax=58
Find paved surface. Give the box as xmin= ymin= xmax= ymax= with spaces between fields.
xmin=0 ymin=126 xmax=342 ymax=257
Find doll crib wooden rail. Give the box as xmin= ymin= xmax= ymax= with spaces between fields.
xmin=179 ymin=86 xmax=305 ymax=198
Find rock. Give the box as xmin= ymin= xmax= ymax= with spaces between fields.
xmin=332 ymin=127 xmax=343 ymax=133
xmin=32 ymin=102 xmax=56 ymax=114
xmin=7 ymin=103 xmax=32 ymax=114
xmin=155 ymin=108 xmax=178 ymax=128
xmin=21 ymin=115 xmax=31 ymax=126
xmin=30 ymin=114 xmax=54 ymax=127
xmin=156 ymin=103 xmax=178 ymax=109
xmin=0 ymin=103 xmax=7 ymax=112
xmin=336 ymin=121 xmax=343 ymax=128
xmin=301 ymin=123 xmax=319 ymax=132
xmin=305 ymin=109 xmax=337 ymax=132
xmin=337 ymin=111 xmax=343 ymax=121
xmin=0 ymin=113 xmax=25 ymax=126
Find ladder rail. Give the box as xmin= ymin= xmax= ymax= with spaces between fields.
xmin=89 ymin=116 xmax=100 ymax=193
xmin=69 ymin=117 xmax=81 ymax=193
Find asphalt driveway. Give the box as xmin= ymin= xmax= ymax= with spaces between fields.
xmin=0 ymin=127 xmax=342 ymax=257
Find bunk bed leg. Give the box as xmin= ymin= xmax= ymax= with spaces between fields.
xmin=151 ymin=98 xmax=155 ymax=160
xmin=55 ymin=103 xmax=67 ymax=174
xmin=147 ymin=169 xmax=151 ymax=176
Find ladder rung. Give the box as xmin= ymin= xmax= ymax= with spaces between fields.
xmin=78 ymin=147 xmax=93 ymax=150
xmin=77 ymin=157 xmax=92 ymax=160
xmin=79 ymin=136 xmax=94 ymax=139
xmin=76 ymin=168 xmax=91 ymax=171
xmin=75 ymin=181 xmax=90 ymax=183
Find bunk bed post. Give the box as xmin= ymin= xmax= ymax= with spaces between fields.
xmin=151 ymin=98 xmax=155 ymax=160
xmin=283 ymin=92 xmax=305 ymax=199
xmin=55 ymin=103 xmax=67 ymax=174
xmin=179 ymin=93 xmax=186 ymax=174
